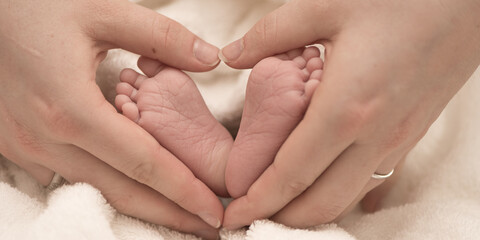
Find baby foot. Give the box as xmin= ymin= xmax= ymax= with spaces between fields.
xmin=226 ymin=47 xmax=323 ymax=198
xmin=115 ymin=65 xmax=233 ymax=196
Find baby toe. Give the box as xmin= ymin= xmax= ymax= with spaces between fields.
xmin=302 ymin=46 xmax=321 ymax=61
xmin=305 ymin=79 xmax=320 ymax=101
xmin=138 ymin=57 xmax=166 ymax=78
xmin=285 ymin=48 xmax=305 ymax=59
xmin=116 ymin=82 xmax=138 ymax=100
xmin=120 ymin=68 xmax=148 ymax=89
xmin=311 ymin=69 xmax=323 ymax=80
xmin=306 ymin=57 xmax=324 ymax=73
xmin=114 ymin=94 xmax=131 ymax=111
xmin=121 ymin=102 xmax=140 ymax=122
xmin=292 ymin=55 xmax=307 ymax=69
xmin=120 ymin=68 xmax=139 ymax=84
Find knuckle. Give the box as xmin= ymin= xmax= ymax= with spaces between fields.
xmin=0 ymin=103 xmax=46 ymax=157
xmin=383 ymin=105 xmax=426 ymax=151
xmin=14 ymin=133 xmax=41 ymax=155
xmin=165 ymin=218 xmax=185 ymax=232
xmin=343 ymin=99 xmax=378 ymax=123
xmin=41 ymin=104 xmax=81 ymax=140
xmin=170 ymin=189 xmax=191 ymax=207
xmin=332 ymin=102 xmax=372 ymax=138
xmin=9 ymin=119 xmax=47 ymax=157
xmin=152 ymin=16 xmax=178 ymax=51
xmin=129 ymin=160 xmax=156 ymax=186
xmin=77 ymin=0 xmax=116 ymax=36
xmin=106 ymin=192 xmax=136 ymax=215
xmin=283 ymin=178 xmax=311 ymax=197
xmin=311 ymin=202 xmax=344 ymax=223
xmin=384 ymin=118 xmax=414 ymax=150
xmin=274 ymin=164 xmax=315 ymax=198
xmin=255 ymin=11 xmax=279 ymax=46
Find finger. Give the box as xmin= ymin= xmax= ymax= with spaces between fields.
xmin=57 ymin=88 xmax=224 ymax=229
xmin=274 ymin=140 xmax=411 ymax=226
xmin=270 ymin=143 xmax=384 ymax=227
xmin=44 ymin=144 xmax=219 ymax=239
xmin=317 ymin=146 xmax=408 ymax=221
xmin=0 ymin=149 xmax=54 ymax=186
xmin=220 ymin=0 xmax=340 ymax=68
xmin=223 ymin=80 xmax=361 ymax=229
xmin=89 ymin=0 xmax=220 ymax=71
xmin=361 ymin=153 xmax=407 ymax=213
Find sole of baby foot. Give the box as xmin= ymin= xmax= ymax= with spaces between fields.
xmin=226 ymin=46 xmax=323 ymax=198
xmin=116 ymin=67 xmax=233 ymax=197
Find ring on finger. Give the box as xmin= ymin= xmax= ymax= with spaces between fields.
xmin=371 ymin=169 xmax=394 ymax=180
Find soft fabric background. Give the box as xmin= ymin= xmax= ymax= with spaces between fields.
xmin=1 ymin=0 xmax=480 ymax=239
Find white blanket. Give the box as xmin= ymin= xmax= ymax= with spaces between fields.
xmin=1 ymin=0 xmax=480 ymax=239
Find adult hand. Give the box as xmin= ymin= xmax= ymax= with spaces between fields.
xmin=0 ymin=0 xmax=222 ymax=238
xmin=221 ymin=0 xmax=480 ymax=229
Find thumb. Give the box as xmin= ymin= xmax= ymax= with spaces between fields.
xmin=220 ymin=0 xmax=340 ymax=69
xmin=90 ymin=1 xmax=220 ymax=72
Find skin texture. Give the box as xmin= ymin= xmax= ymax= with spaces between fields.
xmin=116 ymin=62 xmax=234 ymax=198
xmin=116 ymin=47 xmax=323 ymax=200
xmin=1 ymin=0 xmax=479 ymax=237
xmin=0 ymin=0 xmax=222 ymax=239
xmin=226 ymin=47 xmax=322 ymax=198
xmin=221 ymin=0 xmax=480 ymax=230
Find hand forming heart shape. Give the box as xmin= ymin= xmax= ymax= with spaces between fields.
xmin=1 ymin=0 xmax=479 ymax=239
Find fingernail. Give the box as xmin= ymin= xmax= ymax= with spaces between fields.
xmin=194 ymin=39 xmax=220 ymax=66
xmin=220 ymin=38 xmax=244 ymax=63
xmin=198 ymin=212 xmax=221 ymax=229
